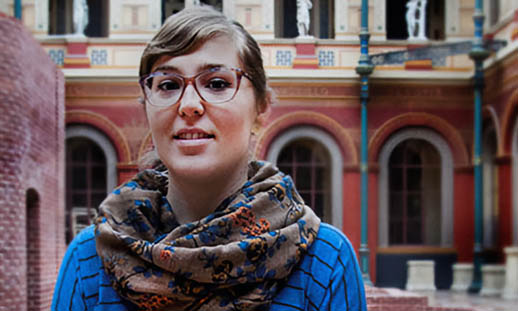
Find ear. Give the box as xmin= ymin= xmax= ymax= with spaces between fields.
xmin=254 ymin=88 xmax=274 ymax=131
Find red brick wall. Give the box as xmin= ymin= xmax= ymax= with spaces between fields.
xmin=0 ymin=14 xmax=65 ymax=311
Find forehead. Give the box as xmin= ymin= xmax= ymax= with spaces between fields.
xmin=151 ymin=36 xmax=242 ymax=74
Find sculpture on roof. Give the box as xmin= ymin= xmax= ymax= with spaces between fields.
xmin=297 ymin=0 xmax=312 ymax=37
xmin=73 ymin=0 xmax=89 ymax=35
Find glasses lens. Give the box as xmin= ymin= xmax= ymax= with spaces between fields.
xmin=145 ymin=74 xmax=184 ymax=106
xmin=195 ymin=68 xmax=238 ymax=104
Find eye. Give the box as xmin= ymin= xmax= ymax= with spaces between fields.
xmin=157 ymin=79 xmax=181 ymax=92
xmin=206 ymin=78 xmax=231 ymax=91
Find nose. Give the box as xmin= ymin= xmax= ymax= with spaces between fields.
xmin=177 ymin=84 xmax=205 ymax=118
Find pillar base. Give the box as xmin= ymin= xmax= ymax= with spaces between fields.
xmin=480 ymin=264 xmax=505 ymax=296
xmin=406 ymin=260 xmax=436 ymax=291
xmin=451 ymin=263 xmax=473 ymax=291
xmin=502 ymin=247 xmax=518 ymax=300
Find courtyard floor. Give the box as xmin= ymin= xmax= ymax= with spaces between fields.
xmin=424 ymin=290 xmax=518 ymax=311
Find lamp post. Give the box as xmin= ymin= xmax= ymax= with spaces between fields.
xmin=14 ymin=0 xmax=21 ymax=20
xmin=468 ymin=0 xmax=490 ymax=293
xmin=355 ymin=0 xmax=374 ymax=286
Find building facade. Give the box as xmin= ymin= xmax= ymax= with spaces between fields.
xmin=1 ymin=0 xmax=518 ymax=301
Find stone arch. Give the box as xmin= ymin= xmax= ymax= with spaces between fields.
xmin=501 ymin=89 xmax=518 ymax=154
xmin=483 ymin=105 xmax=502 ymax=155
xmin=255 ymin=111 xmax=358 ymax=165
xmin=482 ymin=110 xmax=499 ymax=248
xmin=369 ymin=112 xmax=469 ymax=166
xmin=266 ymin=126 xmax=344 ymax=229
xmin=66 ymin=110 xmax=131 ymax=163
xmin=378 ymin=127 xmax=454 ymax=247
xmin=66 ymin=125 xmax=118 ymax=192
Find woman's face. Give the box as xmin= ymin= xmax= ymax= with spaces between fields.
xmin=146 ymin=35 xmax=259 ymax=180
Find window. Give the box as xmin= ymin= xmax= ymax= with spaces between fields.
xmin=162 ymin=0 xmax=185 ymax=22
xmin=275 ymin=0 xmax=334 ymax=39
xmin=386 ymin=0 xmax=444 ymax=40
xmin=65 ymin=137 xmax=107 ymax=243
xmin=277 ymin=139 xmax=331 ymax=221
xmin=388 ymin=139 xmax=441 ymax=245
xmin=49 ymin=0 xmax=108 ymax=37
xmin=201 ymin=0 xmax=222 ymax=12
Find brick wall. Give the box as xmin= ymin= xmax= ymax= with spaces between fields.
xmin=0 ymin=13 xmax=65 ymax=311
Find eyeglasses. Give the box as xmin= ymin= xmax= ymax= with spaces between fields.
xmin=139 ymin=66 xmax=252 ymax=107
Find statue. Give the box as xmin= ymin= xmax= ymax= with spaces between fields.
xmin=296 ymin=0 xmax=312 ymax=37
xmin=416 ymin=0 xmax=428 ymax=40
xmin=406 ymin=0 xmax=418 ymax=39
xmin=406 ymin=0 xmax=427 ymax=40
xmin=73 ymin=0 xmax=89 ymax=36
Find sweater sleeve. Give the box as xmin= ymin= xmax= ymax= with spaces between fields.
xmin=317 ymin=225 xmax=367 ymax=311
xmin=51 ymin=233 xmax=90 ymax=311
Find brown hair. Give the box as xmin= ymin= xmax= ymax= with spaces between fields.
xmin=139 ymin=7 xmax=271 ymax=112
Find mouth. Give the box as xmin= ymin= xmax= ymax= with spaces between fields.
xmin=173 ymin=130 xmax=215 ymax=140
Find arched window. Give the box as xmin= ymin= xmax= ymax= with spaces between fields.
xmin=65 ymin=137 xmax=107 ymax=243
xmin=277 ymin=139 xmax=331 ymax=220
xmin=388 ymin=139 xmax=441 ymax=245
xmin=267 ymin=126 xmax=343 ymax=227
xmin=275 ymin=0 xmax=334 ymax=39
xmin=482 ymin=124 xmax=498 ymax=249
xmin=386 ymin=0 xmax=445 ymax=40
xmin=379 ymin=128 xmax=454 ymax=248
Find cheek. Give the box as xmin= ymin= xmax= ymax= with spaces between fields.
xmin=147 ymin=108 xmax=172 ymax=142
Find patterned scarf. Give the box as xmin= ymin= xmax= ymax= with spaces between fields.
xmin=95 ymin=161 xmax=320 ymax=311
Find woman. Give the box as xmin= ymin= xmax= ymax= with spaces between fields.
xmin=52 ymin=7 xmax=366 ymax=311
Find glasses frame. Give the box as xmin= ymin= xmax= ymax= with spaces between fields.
xmin=139 ymin=67 xmax=253 ymax=107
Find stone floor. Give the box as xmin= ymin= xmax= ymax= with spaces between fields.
xmin=425 ymin=290 xmax=518 ymax=311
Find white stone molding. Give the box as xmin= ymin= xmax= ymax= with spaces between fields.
xmin=261 ymin=0 xmax=274 ymax=38
xmin=223 ymin=0 xmax=235 ymax=19
xmin=66 ymin=125 xmax=118 ymax=193
xmin=378 ymin=128 xmax=454 ymax=247
xmin=266 ymin=126 xmax=343 ymax=230
xmin=149 ymin=0 xmax=161 ymax=30
xmin=185 ymin=0 xmax=198 ymax=9
xmin=451 ymin=263 xmax=473 ymax=291
xmin=445 ymin=0 xmax=460 ymax=36
xmin=406 ymin=260 xmax=436 ymax=291
xmin=335 ymin=0 xmax=347 ymax=34
xmin=373 ymin=0 xmax=385 ymax=34
xmin=35 ymin=0 xmax=48 ymax=33
xmin=512 ymin=118 xmax=518 ymax=245
xmin=110 ymin=0 xmax=122 ymax=33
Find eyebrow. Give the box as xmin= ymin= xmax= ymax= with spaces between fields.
xmin=153 ymin=63 xmax=227 ymax=74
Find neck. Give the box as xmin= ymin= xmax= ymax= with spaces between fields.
xmin=166 ymin=163 xmax=248 ymax=224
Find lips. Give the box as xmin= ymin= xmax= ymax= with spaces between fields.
xmin=173 ymin=129 xmax=215 ymax=140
